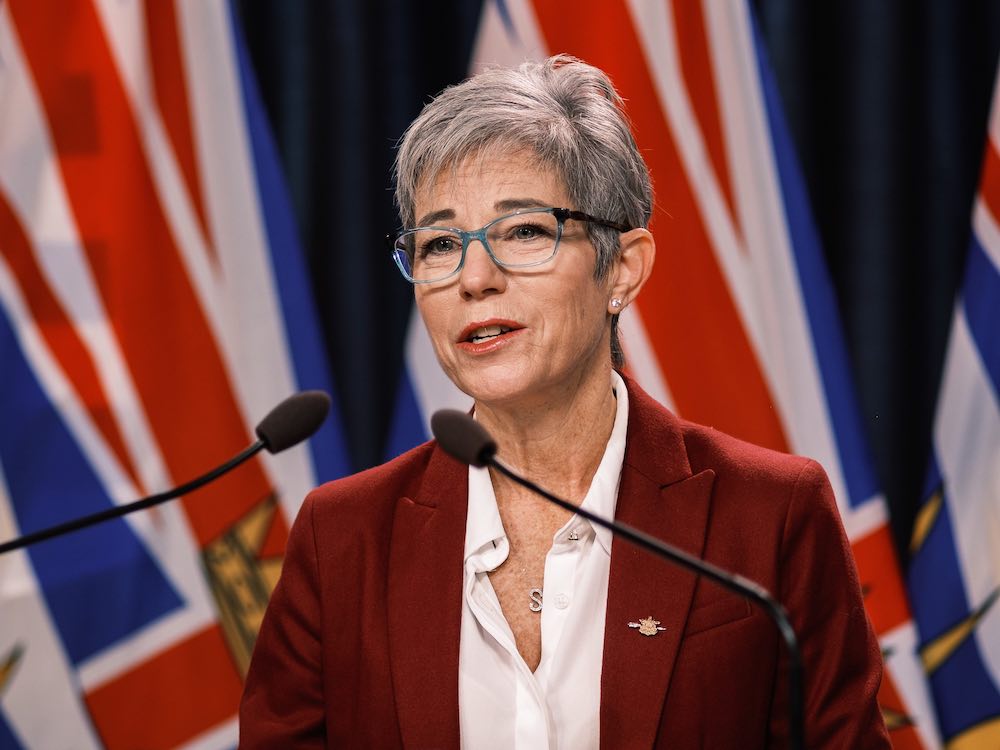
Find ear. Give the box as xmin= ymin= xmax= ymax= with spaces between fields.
xmin=606 ymin=228 xmax=655 ymax=314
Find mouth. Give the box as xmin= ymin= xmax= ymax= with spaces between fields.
xmin=457 ymin=319 xmax=524 ymax=346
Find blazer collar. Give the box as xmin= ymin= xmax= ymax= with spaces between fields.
xmin=600 ymin=375 xmax=716 ymax=748
xmin=387 ymin=444 xmax=467 ymax=750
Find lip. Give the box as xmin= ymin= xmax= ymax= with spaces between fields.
xmin=456 ymin=318 xmax=525 ymax=354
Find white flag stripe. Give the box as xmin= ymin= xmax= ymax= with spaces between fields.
xmin=838 ymin=495 xmax=889 ymax=545
xmin=973 ymin=198 xmax=1000 ymax=272
xmin=619 ymin=304 xmax=675 ymax=411
xmin=177 ymin=0 xmax=319 ymax=514
xmin=933 ymin=306 xmax=1000 ymax=689
xmin=76 ymin=600 xmax=215 ymax=692
xmin=881 ymin=621 xmax=942 ymax=750
xmin=176 ymin=716 xmax=239 ymax=750
xmin=0 ymin=6 xmax=172 ymax=500
xmin=404 ymin=311 xmax=472 ymax=435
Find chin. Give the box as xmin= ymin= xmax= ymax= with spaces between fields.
xmin=451 ymin=367 xmax=535 ymax=407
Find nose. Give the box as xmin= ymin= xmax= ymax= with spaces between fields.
xmin=457 ymin=237 xmax=506 ymax=299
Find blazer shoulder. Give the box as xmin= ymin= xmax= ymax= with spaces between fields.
xmin=680 ymin=420 xmax=840 ymax=533
xmin=624 ymin=372 xmax=819 ymax=493
xmin=681 ymin=421 xmax=815 ymax=484
xmin=304 ymin=439 xmax=436 ymax=520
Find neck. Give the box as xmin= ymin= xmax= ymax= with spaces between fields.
xmin=475 ymin=367 xmax=619 ymax=504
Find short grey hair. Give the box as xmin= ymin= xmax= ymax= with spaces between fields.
xmin=394 ymin=55 xmax=653 ymax=369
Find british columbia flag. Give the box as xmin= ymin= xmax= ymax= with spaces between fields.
xmin=907 ymin=66 xmax=1000 ymax=748
xmin=0 ymin=1 xmax=348 ymax=748
xmin=388 ymin=1 xmax=941 ymax=747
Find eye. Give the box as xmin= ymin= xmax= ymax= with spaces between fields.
xmin=508 ymin=222 xmax=554 ymax=241
xmin=417 ymin=233 xmax=460 ymax=257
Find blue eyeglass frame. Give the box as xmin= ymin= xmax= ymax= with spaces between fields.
xmin=387 ymin=207 xmax=632 ymax=284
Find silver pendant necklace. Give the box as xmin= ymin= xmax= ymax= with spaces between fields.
xmin=528 ymin=587 xmax=543 ymax=612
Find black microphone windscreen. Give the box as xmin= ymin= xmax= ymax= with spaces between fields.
xmin=430 ymin=409 xmax=497 ymax=468
xmin=255 ymin=391 xmax=331 ymax=454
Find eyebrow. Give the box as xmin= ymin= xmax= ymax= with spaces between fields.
xmin=415 ymin=198 xmax=551 ymax=228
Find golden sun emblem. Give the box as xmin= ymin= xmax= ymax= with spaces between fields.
xmin=628 ymin=616 xmax=666 ymax=636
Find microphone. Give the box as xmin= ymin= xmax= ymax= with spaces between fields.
xmin=431 ymin=408 xmax=806 ymax=750
xmin=0 ymin=390 xmax=331 ymax=556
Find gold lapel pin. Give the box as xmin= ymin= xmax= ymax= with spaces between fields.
xmin=628 ymin=616 xmax=666 ymax=636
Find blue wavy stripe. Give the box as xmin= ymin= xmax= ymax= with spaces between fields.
xmin=383 ymin=369 xmax=429 ymax=460
xmin=909 ymin=453 xmax=1000 ymax=739
xmin=493 ymin=0 xmax=520 ymax=45
xmin=962 ymin=233 xmax=1000 ymax=399
xmin=0 ymin=712 xmax=25 ymax=750
xmin=228 ymin=2 xmax=351 ymax=485
xmin=749 ymin=9 xmax=878 ymax=508
xmin=908 ymin=456 xmax=973 ymax=639
xmin=0 ymin=306 xmax=182 ymax=665
xmin=930 ymin=635 xmax=1000 ymax=739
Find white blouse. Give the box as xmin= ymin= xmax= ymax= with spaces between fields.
xmin=459 ymin=371 xmax=629 ymax=749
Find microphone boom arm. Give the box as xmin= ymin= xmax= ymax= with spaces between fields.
xmin=0 ymin=441 xmax=265 ymax=556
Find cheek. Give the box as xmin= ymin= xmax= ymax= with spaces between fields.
xmin=415 ymin=293 xmax=451 ymax=348
xmin=546 ymin=276 xmax=607 ymax=328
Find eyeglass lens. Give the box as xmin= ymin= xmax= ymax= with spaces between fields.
xmin=395 ymin=211 xmax=560 ymax=282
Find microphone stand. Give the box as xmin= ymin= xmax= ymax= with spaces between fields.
xmin=488 ymin=456 xmax=806 ymax=750
xmin=0 ymin=389 xmax=331 ymax=557
xmin=0 ymin=441 xmax=265 ymax=556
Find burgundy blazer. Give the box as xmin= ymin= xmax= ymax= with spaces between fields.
xmin=240 ymin=377 xmax=889 ymax=748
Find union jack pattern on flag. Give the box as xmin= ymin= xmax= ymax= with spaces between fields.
xmin=387 ymin=1 xmax=941 ymax=747
xmin=0 ymin=1 xmax=349 ymax=748
xmin=907 ymin=64 xmax=1000 ymax=748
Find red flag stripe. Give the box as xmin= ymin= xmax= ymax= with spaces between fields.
xmin=531 ymin=0 xmax=789 ymax=451
xmin=84 ymin=624 xmax=243 ymax=750
xmin=0 ymin=187 xmax=143 ymax=492
xmin=851 ymin=525 xmax=912 ymax=637
xmin=9 ymin=0 xmax=279 ymax=545
xmin=142 ymin=0 xmax=216 ymax=265
xmin=670 ymin=0 xmax=742 ymax=246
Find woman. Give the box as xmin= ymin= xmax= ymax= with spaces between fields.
xmin=240 ymin=56 xmax=888 ymax=748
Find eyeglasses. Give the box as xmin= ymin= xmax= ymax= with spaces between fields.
xmin=388 ymin=207 xmax=631 ymax=284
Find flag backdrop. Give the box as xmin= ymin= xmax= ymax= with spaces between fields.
xmin=389 ymin=1 xmax=940 ymax=746
xmin=0 ymin=1 xmax=349 ymax=748
xmin=908 ymin=66 xmax=1000 ymax=747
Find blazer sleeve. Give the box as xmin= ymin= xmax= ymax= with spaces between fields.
xmin=239 ymin=493 xmax=325 ymax=749
xmin=770 ymin=459 xmax=891 ymax=749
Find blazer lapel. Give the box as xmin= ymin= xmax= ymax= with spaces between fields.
xmin=600 ymin=377 xmax=716 ymax=748
xmin=387 ymin=445 xmax=468 ymax=750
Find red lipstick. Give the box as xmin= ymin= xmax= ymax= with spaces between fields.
xmin=456 ymin=318 xmax=525 ymax=354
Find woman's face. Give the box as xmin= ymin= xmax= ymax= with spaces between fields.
xmin=413 ymin=152 xmax=615 ymax=409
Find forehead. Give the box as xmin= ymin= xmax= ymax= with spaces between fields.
xmin=414 ymin=151 xmax=571 ymax=223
